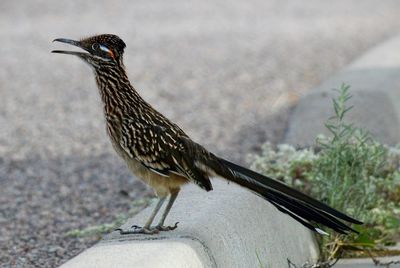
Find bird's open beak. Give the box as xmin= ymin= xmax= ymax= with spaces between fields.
xmin=52 ymin=38 xmax=90 ymax=58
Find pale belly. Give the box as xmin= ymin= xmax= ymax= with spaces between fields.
xmin=108 ymin=131 xmax=188 ymax=197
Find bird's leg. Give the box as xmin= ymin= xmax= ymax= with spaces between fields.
xmin=142 ymin=196 xmax=166 ymax=229
xmin=155 ymin=190 xmax=180 ymax=231
xmin=117 ymin=197 xmax=166 ymax=235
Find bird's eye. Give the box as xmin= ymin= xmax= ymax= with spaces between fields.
xmin=92 ymin=43 xmax=100 ymax=50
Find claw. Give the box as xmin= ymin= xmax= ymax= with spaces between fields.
xmin=156 ymin=222 xmax=179 ymax=231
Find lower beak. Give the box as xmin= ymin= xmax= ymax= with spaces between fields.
xmin=51 ymin=50 xmax=88 ymax=57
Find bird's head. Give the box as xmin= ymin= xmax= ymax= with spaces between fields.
xmin=52 ymin=34 xmax=126 ymax=68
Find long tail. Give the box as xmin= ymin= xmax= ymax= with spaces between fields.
xmin=209 ymin=157 xmax=363 ymax=234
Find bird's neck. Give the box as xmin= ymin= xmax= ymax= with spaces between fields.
xmin=94 ymin=64 xmax=147 ymax=117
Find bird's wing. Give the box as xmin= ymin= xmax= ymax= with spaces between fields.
xmin=119 ymin=118 xmax=213 ymax=191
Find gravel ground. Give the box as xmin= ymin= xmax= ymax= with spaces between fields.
xmin=1 ymin=1 xmax=400 ymax=267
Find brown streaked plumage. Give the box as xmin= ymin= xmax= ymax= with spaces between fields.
xmin=52 ymin=34 xmax=362 ymax=235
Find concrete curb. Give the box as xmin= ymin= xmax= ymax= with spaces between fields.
xmin=61 ymin=180 xmax=319 ymax=268
xmin=61 ymin=35 xmax=400 ymax=268
xmin=285 ymin=35 xmax=400 ymax=146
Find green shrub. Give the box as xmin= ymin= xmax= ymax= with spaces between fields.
xmin=249 ymin=84 xmax=400 ymax=261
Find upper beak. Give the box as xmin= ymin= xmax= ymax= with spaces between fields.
xmin=51 ymin=38 xmax=90 ymax=57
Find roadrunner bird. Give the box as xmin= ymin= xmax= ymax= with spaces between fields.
xmin=52 ymin=34 xmax=362 ymax=235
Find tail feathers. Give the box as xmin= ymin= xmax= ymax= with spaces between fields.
xmin=266 ymin=189 xmax=357 ymax=234
xmin=214 ymin=157 xmax=362 ymax=234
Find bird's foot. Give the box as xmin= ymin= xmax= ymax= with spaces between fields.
xmin=155 ymin=222 xmax=179 ymax=231
xmin=115 ymin=222 xmax=179 ymax=235
xmin=115 ymin=225 xmax=159 ymax=235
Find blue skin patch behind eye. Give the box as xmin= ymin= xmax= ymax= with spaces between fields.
xmin=99 ymin=45 xmax=110 ymax=53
